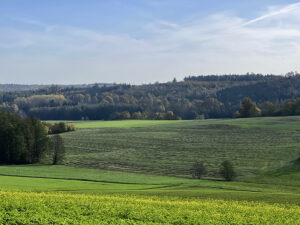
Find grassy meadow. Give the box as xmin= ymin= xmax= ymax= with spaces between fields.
xmin=61 ymin=117 xmax=300 ymax=177
xmin=1 ymin=116 xmax=300 ymax=224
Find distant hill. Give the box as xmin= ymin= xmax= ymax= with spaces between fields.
xmin=0 ymin=74 xmax=299 ymax=120
xmin=0 ymin=84 xmax=48 ymax=92
xmin=0 ymin=83 xmax=113 ymax=92
xmin=184 ymin=73 xmax=280 ymax=82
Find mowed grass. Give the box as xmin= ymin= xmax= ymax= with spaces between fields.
xmin=73 ymin=120 xmax=185 ymax=129
xmin=224 ymin=116 xmax=300 ymax=130
xmin=1 ymin=165 xmax=300 ymax=204
xmin=61 ymin=116 xmax=300 ymax=177
xmin=1 ymin=190 xmax=300 ymax=224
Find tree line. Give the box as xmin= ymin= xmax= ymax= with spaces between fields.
xmin=0 ymin=73 xmax=299 ymax=120
xmin=0 ymin=110 xmax=66 ymax=165
xmin=235 ymin=97 xmax=300 ymax=118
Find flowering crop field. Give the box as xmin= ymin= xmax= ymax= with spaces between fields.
xmin=0 ymin=190 xmax=300 ymax=225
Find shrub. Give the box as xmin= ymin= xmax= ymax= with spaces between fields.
xmin=67 ymin=124 xmax=76 ymax=132
xmin=44 ymin=122 xmax=76 ymax=134
xmin=191 ymin=161 xmax=207 ymax=179
xmin=235 ymin=97 xmax=261 ymax=118
xmin=219 ymin=160 xmax=236 ymax=181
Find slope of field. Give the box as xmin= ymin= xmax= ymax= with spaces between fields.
xmin=61 ymin=117 xmax=300 ymax=177
xmin=2 ymin=163 xmax=300 ymax=204
xmin=1 ymin=190 xmax=299 ymax=224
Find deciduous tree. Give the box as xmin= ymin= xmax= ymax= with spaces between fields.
xmin=51 ymin=134 xmax=65 ymax=165
xmin=191 ymin=161 xmax=207 ymax=179
xmin=219 ymin=160 xmax=236 ymax=181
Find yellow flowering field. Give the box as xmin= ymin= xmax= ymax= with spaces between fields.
xmin=0 ymin=190 xmax=299 ymax=224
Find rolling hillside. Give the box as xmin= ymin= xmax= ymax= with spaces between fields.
xmin=1 ymin=117 xmax=300 ymax=224
xmin=58 ymin=117 xmax=300 ymax=177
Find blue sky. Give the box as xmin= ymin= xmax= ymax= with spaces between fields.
xmin=0 ymin=0 xmax=300 ymax=84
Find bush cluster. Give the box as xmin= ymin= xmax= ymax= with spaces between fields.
xmin=191 ymin=160 xmax=236 ymax=181
xmin=43 ymin=122 xmax=75 ymax=134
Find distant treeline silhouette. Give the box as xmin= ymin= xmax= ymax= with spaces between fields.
xmin=0 ymin=73 xmax=299 ymax=120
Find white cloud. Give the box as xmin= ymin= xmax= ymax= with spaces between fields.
xmin=1 ymin=2 xmax=300 ymax=84
xmin=242 ymin=2 xmax=300 ymax=26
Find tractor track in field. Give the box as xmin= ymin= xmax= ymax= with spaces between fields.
xmin=0 ymin=173 xmax=156 ymax=185
xmin=0 ymin=173 xmax=268 ymax=193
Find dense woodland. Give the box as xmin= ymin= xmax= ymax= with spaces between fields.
xmin=0 ymin=111 xmax=69 ymax=164
xmin=0 ymin=111 xmax=49 ymax=164
xmin=0 ymin=73 xmax=300 ymax=120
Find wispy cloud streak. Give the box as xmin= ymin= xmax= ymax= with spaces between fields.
xmin=0 ymin=2 xmax=300 ymax=84
xmin=242 ymin=2 xmax=300 ymax=26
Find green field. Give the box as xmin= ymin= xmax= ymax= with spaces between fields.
xmin=1 ymin=117 xmax=300 ymax=224
xmin=73 ymin=120 xmax=185 ymax=129
xmin=1 ymin=164 xmax=300 ymax=224
xmin=61 ymin=117 xmax=300 ymax=177
xmin=1 ymin=164 xmax=300 ymax=203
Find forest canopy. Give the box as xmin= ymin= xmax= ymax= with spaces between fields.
xmin=0 ymin=110 xmax=49 ymax=164
xmin=0 ymin=73 xmax=299 ymax=120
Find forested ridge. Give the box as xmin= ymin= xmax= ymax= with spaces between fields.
xmin=0 ymin=73 xmax=300 ymax=120
xmin=0 ymin=83 xmax=111 ymax=92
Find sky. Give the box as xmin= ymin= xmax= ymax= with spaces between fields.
xmin=0 ymin=0 xmax=300 ymax=84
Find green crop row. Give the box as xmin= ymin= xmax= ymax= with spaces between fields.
xmin=0 ymin=190 xmax=299 ymax=224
